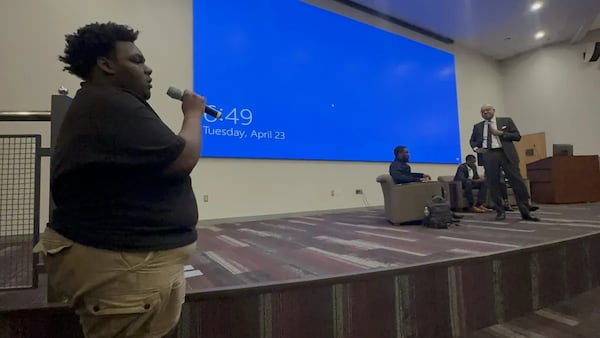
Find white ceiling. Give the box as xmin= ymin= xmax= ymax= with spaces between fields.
xmin=346 ymin=0 xmax=600 ymax=60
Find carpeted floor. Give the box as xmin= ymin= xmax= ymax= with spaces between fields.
xmin=1 ymin=202 xmax=599 ymax=313
xmin=469 ymin=286 xmax=600 ymax=337
xmin=185 ymin=202 xmax=600 ymax=291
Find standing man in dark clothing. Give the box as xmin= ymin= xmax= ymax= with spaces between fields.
xmin=453 ymin=155 xmax=491 ymax=212
xmin=389 ymin=145 xmax=431 ymax=184
xmin=469 ymin=104 xmax=540 ymax=222
xmin=33 ymin=22 xmax=206 ymax=337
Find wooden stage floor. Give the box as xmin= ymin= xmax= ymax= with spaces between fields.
xmin=184 ymin=202 xmax=600 ymax=292
xmin=1 ymin=202 xmax=600 ymax=311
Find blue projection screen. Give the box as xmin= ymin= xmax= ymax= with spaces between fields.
xmin=193 ymin=0 xmax=461 ymax=164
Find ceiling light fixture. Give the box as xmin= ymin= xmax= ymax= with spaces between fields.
xmin=530 ymin=1 xmax=544 ymax=12
xmin=535 ymin=31 xmax=546 ymax=40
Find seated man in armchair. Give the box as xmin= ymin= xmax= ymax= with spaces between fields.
xmin=454 ymin=155 xmax=492 ymax=212
xmin=390 ymin=145 xmax=463 ymax=220
xmin=389 ymin=145 xmax=431 ymax=184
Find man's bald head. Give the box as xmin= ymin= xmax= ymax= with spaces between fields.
xmin=480 ymin=104 xmax=495 ymax=120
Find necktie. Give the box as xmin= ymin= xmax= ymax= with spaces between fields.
xmin=485 ymin=121 xmax=493 ymax=149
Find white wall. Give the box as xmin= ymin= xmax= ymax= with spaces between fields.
xmin=0 ymin=0 xmax=504 ymax=225
xmin=501 ymin=30 xmax=600 ymax=156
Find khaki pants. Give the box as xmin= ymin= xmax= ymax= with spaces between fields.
xmin=34 ymin=228 xmax=195 ymax=338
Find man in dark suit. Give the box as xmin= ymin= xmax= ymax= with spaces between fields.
xmin=453 ymin=155 xmax=491 ymax=212
xmin=469 ymin=104 xmax=540 ymax=221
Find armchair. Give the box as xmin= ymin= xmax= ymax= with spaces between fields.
xmin=376 ymin=174 xmax=443 ymax=224
xmin=437 ymin=176 xmax=466 ymax=211
xmin=437 ymin=175 xmax=531 ymax=211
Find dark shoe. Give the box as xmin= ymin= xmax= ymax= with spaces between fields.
xmin=522 ymin=214 xmax=540 ymax=222
xmin=495 ymin=212 xmax=506 ymax=221
xmin=528 ymin=205 xmax=539 ymax=212
xmin=452 ymin=213 xmax=464 ymax=219
xmin=504 ymin=204 xmax=514 ymax=212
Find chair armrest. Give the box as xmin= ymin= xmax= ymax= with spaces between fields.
xmin=439 ymin=180 xmax=463 ymax=210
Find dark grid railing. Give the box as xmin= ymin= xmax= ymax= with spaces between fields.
xmin=0 ymin=135 xmax=41 ymax=290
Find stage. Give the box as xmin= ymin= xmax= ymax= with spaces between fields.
xmin=185 ymin=203 xmax=600 ymax=291
xmin=2 ymin=202 xmax=600 ymax=337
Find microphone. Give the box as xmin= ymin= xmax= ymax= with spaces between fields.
xmin=166 ymin=86 xmax=222 ymax=119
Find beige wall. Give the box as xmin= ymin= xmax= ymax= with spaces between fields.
xmin=501 ymin=30 xmax=600 ymax=157
xmin=0 ymin=0 xmax=506 ymax=225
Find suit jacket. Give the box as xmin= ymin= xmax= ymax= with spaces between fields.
xmin=469 ymin=117 xmax=521 ymax=165
xmin=453 ymin=163 xmax=480 ymax=184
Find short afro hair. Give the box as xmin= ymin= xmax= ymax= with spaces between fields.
xmin=59 ymin=22 xmax=139 ymax=80
xmin=394 ymin=145 xmax=407 ymax=158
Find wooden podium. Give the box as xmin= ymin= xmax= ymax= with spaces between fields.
xmin=526 ymin=155 xmax=600 ymax=204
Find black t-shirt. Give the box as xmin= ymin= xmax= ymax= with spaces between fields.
xmin=49 ymin=84 xmax=198 ymax=251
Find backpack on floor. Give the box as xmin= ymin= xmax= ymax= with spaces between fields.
xmin=423 ymin=195 xmax=454 ymax=229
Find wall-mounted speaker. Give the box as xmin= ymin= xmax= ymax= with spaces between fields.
xmin=582 ymin=42 xmax=600 ymax=62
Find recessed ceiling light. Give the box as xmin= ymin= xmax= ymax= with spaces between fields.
xmin=534 ymin=31 xmax=546 ymax=39
xmin=530 ymin=1 xmax=544 ymax=12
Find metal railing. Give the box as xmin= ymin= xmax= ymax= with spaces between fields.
xmin=0 ymin=111 xmax=51 ymax=121
xmin=0 ymin=135 xmax=42 ymax=290
xmin=0 ymin=95 xmax=70 ymax=291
